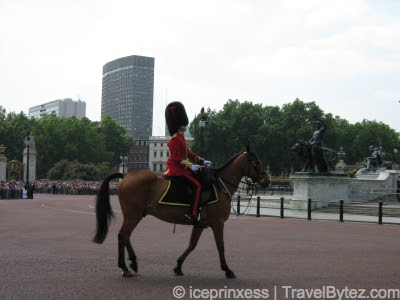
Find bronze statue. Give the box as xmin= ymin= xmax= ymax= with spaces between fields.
xmin=362 ymin=146 xmax=391 ymax=173
xmin=366 ymin=146 xmax=383 ymax=171
xmin=291 ymin=119 xmax=333 ymax=173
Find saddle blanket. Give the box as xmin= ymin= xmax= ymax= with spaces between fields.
xmin=158 ymin=179 xmax=219 ymax=207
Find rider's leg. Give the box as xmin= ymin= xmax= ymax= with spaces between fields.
xmin=183 ymin=174 xmax=201 ymax=217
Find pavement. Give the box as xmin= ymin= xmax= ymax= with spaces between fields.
xmin=1 ymin=194 xmax=400 ymax=300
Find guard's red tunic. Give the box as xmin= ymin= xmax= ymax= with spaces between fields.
xmin=165 ymin=133 xmax=197 ymax=176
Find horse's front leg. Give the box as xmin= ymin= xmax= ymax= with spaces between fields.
xmin=211 ymin=222 xmax=236 ymax=278
xmin=174 ymin=226 xmax=204 ymax=276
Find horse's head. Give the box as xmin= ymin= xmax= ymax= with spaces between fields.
xmin=242 ymin=149 xmax=271 ymax=188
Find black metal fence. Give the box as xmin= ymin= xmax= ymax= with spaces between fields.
xmin=233 ymin=195 xmax=400 ymax=225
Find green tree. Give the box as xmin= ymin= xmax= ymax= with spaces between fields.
xmin=188 ymin=98 xmax=399 ymax=175
xmin=47 ymin=160 xmax=69 ymax=179
xmin=32 ymin=114 xmax=110 ymax=178
xmin=32 ymin=114 xmax=133 ymax=178
xmin=2 ymin=100 xmax=399 ymax=179
xmin=189 ymin=100 xmax=271 ymax=168
xmin=351 ymin=120 xmax=399 ymax=164
xmin=48 ymin=160 xmax=117 ymax=181
xmin=96 ymin=115 xmax=135 ymax=164
xmin=0 ymin=108 xmax=35 ymax=161
xmin=0 ymin=109 xmax=134 ymax=179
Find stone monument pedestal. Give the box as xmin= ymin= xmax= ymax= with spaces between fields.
xmin=290 ymin=170 xmax=400 ymax=209
xmin=0 ymin=144 xmax=6 ymax=182
xmin=22 ymin=135 xmax=37 ymax=183
xmin=0 ymin=156 xmax=6 ymax=182
xmin=290 ymin=173 xmax=349 ymax=209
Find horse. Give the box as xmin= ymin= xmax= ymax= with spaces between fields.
xmin=93 ymin=148 xmax=270 ymax=278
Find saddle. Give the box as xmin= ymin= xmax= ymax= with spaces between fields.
xmin=159 ymin=170 xmax=219 ymax=207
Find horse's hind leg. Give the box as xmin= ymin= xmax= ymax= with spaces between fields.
xmin=118 ymin=215 xmax=142 ymax=277
xmin=174 ymin=226 xmax=204 ymax=276
xmin=211 ymin=222 xmax=236 ymax=278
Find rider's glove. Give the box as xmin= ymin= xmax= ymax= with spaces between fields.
xmin=191 ymin=165 xmax=200 ymax=172
xmin=203 ymin=160 xmax=212 ymax=168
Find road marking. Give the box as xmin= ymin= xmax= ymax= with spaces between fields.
xmin=41 ymin=204 xmax=94 ymax=215
xmin=87 ymin=204 xmax=121 ymax=213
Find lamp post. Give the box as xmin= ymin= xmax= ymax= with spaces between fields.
xmin=199 ymin=107 xmax=207 ymax=157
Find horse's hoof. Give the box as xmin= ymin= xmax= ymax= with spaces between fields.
xmin=122 ymin=270 xmax=134 ymax=277
xmin=225 ymin=270 xmax=236 ymax=279
xmin=173 ymin=267 xmax=184 ymax=276
xmin=130 ymin=263 xmax=138 ymax=273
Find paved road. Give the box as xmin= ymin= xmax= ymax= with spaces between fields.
xmin=1 ymin=194 xmax=399 ymax=300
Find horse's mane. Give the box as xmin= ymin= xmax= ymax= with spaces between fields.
xmin=215 ymin=152 xmax=242 ymax=173
xmin=215 ymin=151 xmax=260 ymax=173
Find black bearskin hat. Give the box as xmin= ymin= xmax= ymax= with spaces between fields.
xmin=165 ymin=101 xmax=189 ymax=136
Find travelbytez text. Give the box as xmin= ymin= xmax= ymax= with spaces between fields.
xmin=281 ymin=285 xmax=400 ymax=300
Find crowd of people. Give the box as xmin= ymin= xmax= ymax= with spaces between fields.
xmin=1 ymin=176 xmax=399 ymax=200
xmin=0 ymin=179 xmax=118 ymax=199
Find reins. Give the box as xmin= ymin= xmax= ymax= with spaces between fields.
xmin=213 ymin=152 xmax=265 ymax=215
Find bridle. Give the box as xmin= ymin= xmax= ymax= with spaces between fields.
xmin=245 ymin=152 xmax=268 ymax=187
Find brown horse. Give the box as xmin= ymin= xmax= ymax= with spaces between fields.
xmin=93 ymin=149 xmax=270 ymax=278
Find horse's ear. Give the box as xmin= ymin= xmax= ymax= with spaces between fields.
xmin=241 ymin=142 xmax=250 ymax=153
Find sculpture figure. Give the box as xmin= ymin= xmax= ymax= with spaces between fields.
xmin=291 ymin=118 xmax=333 ymax=173
xmin=359 ymin=146 xmax=391 ymax=173
xmin=366 ymin=146 xmax=383 ymax=171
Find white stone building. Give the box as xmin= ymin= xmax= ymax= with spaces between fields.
xmin=29 ymin=98 xmax=86 ymax=119
xmin=148 ymin=135 xmax=194 ymax=174
xmin=148 ymin=136 xmax=170 ymax=174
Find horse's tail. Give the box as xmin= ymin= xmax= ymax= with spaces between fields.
xmin=93 ymin=173 xmax=124 ymax=244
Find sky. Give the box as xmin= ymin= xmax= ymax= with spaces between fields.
xmin=0 ymin=0 xmax=399 ymax=136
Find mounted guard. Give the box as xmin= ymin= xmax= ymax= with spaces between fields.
xmin=93 ymin=143 xmax=270 ymax=278
xmin=164 ymin=101 xmax=212 ymax=223
xmin=93 ymin=104 xmax=270 ymax=278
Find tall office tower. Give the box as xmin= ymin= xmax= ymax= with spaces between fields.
xmin=101 ymin=55 xmax=155 ymax=139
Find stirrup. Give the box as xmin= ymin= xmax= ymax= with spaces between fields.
xmin=185 ymin=211 xmax=201 ymax=223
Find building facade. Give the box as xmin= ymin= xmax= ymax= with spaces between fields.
xmin=101 ymin=55 xmax=155 ymax=139
xmin=29 ymin=98 xmax=86 ymax=119
xmin=125 ymin=135 xmax=195 ymax=174
xmin=127 ymin=139 xmax=150 ymax=172
xmin=147 ymin=135 xmax=194 ymax=174
xmin=148 ymin=136 xmax=170 ymax=174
